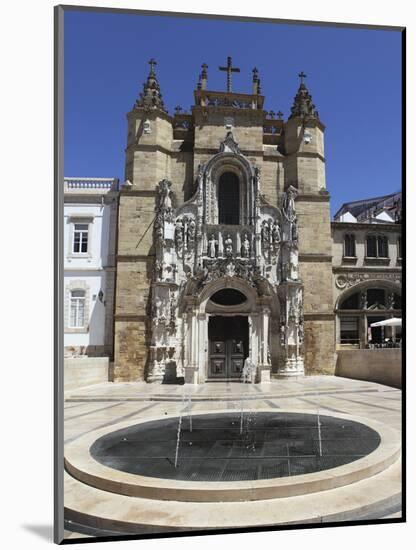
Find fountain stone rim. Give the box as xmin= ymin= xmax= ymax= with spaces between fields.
xmin=64 ymin=408 xmax=401 ymax=503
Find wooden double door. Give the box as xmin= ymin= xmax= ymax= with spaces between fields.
xmin=208 ymin=316 xmax=249 ymax=379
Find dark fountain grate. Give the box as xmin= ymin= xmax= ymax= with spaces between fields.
xmin=90 ymin=412 xmax=380 ymax=482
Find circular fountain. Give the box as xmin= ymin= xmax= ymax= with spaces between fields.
xmin=65 ymin=409 xmax=400 ymax=503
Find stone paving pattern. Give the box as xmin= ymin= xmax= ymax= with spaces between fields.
xmin=64 ymin=376 xmax=402 ymax=538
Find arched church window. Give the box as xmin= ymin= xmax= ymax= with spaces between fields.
xmin=218 ymin=172 xmax=240 ymax=225
xmin=210 ymin=288 xmax=247 ymax=306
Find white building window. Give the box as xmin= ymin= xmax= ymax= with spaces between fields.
xmin=73 ymin=223 xmax=89 ymax=254
xmin=70 ymin=289 xmax=86 ymax=327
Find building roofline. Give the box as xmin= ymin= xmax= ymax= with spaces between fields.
xmin=333 ymin=190 xmax=401 ymax=219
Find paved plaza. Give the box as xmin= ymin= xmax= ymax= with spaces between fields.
xmin=63 ymin=375 xmax=402 ymax=539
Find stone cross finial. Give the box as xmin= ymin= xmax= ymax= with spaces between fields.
xmin=277 ymin=110 xmax=283 ymax=120
xmin=298 ymin=71 xmax=307 ymax=85
xmin=219 ymin=56 xmax=240 ymax=92
xmin=149 ymin=58 xmax=157 ymax=74
xmin=269 ymin=110 xmax=275 ymax=119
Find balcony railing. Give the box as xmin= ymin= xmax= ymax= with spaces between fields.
xmin=64 ymin=177 xmax=119 ymax=193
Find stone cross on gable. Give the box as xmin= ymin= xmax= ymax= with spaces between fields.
xmin=149 ymin=58 xmax=157 ymax=74
xmin=219 ymin=56 xmax=240 ymax=92
xmin=298 ymin=71 xmax=307 ymax=85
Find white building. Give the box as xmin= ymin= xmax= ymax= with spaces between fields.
xmin=64 ymin=178 xmax=119 ymax=365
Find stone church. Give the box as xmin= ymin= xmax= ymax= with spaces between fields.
xmin=113 ymin=57 xmax=335 ymax=384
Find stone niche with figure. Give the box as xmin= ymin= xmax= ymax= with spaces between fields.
xmin=113 ymin=57 xmax=334 ymax=383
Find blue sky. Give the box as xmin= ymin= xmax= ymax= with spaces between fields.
xmin=64 ymin=10 xmax=402 ymax=216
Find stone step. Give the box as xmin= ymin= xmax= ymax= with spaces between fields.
xmin=64 ymin=456 xmax=401 ymax=533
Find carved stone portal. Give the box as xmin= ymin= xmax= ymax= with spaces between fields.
xmin=147 ymin=137 xmax=304 ymax=383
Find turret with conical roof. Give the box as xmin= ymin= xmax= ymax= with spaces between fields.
xmin=134 ymin=59 xmax=167 ymax=112
xmin=124 ymin=59 xmax=172 ymax=188
xmin=284 ymin=72 xmax=326 ymax=193
xmin=289 ymin=72 xmax=319 ymax=120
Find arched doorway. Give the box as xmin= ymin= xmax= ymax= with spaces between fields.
xmin=207 ymin=288 xmax=249 ymax=379
xmin=218 ymin=172 xmax=240 ymax=224
xmin=208 ymin=315 xmax=249 ymax=379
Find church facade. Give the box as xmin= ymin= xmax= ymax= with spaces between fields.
xmin=113 ymin=58 xmax=334 ymax=384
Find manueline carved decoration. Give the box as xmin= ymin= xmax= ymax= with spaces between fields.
xmin=241 ymin=234 xmax=250 ymax=257
xmin=224 ymin=234 xmax=233 ymax=257
xmin=219 ymin=131 xmax=241 ymax=154
xmin=208 ymin=234 xmax=218 ymax=258
xmin=335 ymin=272 xmax=401 ymax=290
xmin=148 ymin=135 xmax=305 ymax=382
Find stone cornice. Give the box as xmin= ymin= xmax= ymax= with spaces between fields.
xmin=286 ymin=115 xmax=326 ymax=132
xmin=64 ymin=193 xmax=119 ymax=203
xmin=304 ymin=313 xmax=335 ymax=320
xmin=120 ymin=189 xmax=158 ymax=197
xmin=64 ymin=266 xmax=116 ymax=272
xmin=117 ymin=254 xmax=154 ymax=262
xmin=331 ymin=221 xmax=402 ymax=232
xmin=193 ymin=146 xmax=264 ymax=157
xmin=114 ymin=314 xmax=148 ymax=322
xmin=126 ymin=108 xmax=172 ymax=124
xmin=296 ymin=193 xmax=331 ymax=202
xmin=333 ymin=266 xmax=402 ymax=274
xmin=299 ymin=254 xmax=332 ymax=262
xmin=286 ymin=151 xmax=326 ymax=163
xmin=126 ymin=143 xmax=173 ymax=156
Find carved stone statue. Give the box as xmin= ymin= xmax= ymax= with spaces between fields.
xmin=170 ymin=294 xmax=177 ymax=323
xmin=224 ymin=234 xmax=233 ymax=257
xmin=272 ymin=222 xmax=281 ymax=246
xmin=291 ymin=218 xmax=298 ymax=243
xmin=188 ymin=219 xmax=196 ymax=242
xmin=254 ymin=166 xmax=261 ymax=186
xmin=298 ymin=320 xmax=304 ymax=344
xmin=175 ymin=222 xmax=183 ymax=249
xmin=208 ymin=234 xmax=217 ymax=258
xmin=288 ymin=251 xmax=299 ymax=280
xmin=280 ymin=323 xmax=286 ymax=346
xmin=241 ymin=234 xmax=250 ymax=257
xmin=360 ymin=292 xmax=368 ymax=309
xmin=158 ymin=179 xmax=172 ymax=210
xmin=154 ymin=259 xmax=163 ymax=281
xmin=155 ymin=224 xmax=164 ymax=243
xmin=261 ymin=222 xmax=270 ymax=246
xmin=283 ymin=186 xmax=297 ymax=222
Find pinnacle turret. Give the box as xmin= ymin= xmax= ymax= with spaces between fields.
xmin=289 ymin=72 xmax=319 ymax=119
xmin=134 ymin=59 xmax=167 ymax=112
